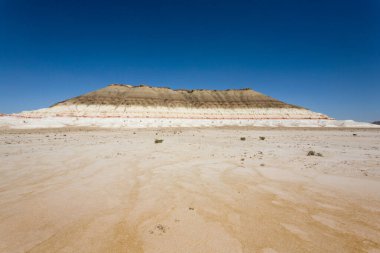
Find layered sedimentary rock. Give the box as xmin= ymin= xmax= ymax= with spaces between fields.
xmin=19 ymin=84 xmax=329 ymax=120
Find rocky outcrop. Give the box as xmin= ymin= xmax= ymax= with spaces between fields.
xmin=53 ymin=84 xmax=301 ymax=109
xmin=18 ymin=84 xmax=330 ymax=120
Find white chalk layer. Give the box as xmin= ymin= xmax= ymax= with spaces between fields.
xmin=0 ymin=115 xmax=377 ymax=129
xmin=18 ymin=105 xmax=329 ymax=119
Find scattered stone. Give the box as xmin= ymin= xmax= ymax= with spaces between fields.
xmin=259 ymin=136 xmax=265 ymax=140
xmin=155 ymin=139 xmax=163 ymax=144
xmin=307 ymin=151 xmax=323 ymax=157
xmin=156 ymin=224 xmax=167 ymax=233
xmin=240 ymin=137 xmax=246 ymax=141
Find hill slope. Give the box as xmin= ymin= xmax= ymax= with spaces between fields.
xmin=3 ymin=84 xmax=380 ymax=128
xmin=53 ymin=84 xmax=302 ymax=109
xmin=19 ymin=84 xmax=329 ymax=120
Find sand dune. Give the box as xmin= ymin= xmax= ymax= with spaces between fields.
xmin=1 ymin=127 xmax=379 ymax=252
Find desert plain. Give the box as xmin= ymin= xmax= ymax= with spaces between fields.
xmin=0 ymin=127 xmax=380 ymax=253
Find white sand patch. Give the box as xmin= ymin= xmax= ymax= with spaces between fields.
xmin=0 ymin=115 xmax=378 ymax=129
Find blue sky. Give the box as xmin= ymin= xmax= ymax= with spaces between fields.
xmin=0 ymin=0 xmax=379 ymax=121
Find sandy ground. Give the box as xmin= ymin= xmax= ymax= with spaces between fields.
xmin=0 ymin=127 xmax=380 ymax=253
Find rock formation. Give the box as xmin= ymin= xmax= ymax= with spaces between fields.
xmin=18 ymin=84 xmax=329 ymax=120
xmin=3 ymin=84 xmax=377 ymax=128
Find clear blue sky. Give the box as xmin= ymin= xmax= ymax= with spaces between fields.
xmin=0 ymin=0 xmax=379 ymax=121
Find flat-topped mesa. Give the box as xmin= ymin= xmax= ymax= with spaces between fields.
xmin=19 ymin=84 xmax=330 ymax=120
xmin=53 ymin=84 xmax=301 ymax=108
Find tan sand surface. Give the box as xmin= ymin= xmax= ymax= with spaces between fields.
xmin=0 ymin=127 xmax=380 ymax=253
